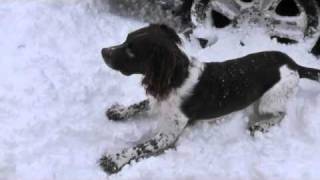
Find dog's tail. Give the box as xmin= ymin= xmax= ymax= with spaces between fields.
xmin=297 ymin=65 xmax=320 ymax=82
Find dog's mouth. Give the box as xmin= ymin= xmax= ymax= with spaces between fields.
xmin=105 ymin=60 xmax=114 ymax=70
xmin=105 ymin=61 xmax=131 ymax=76
xmin=120 ymin=70 xmax=131 ymax=76
xmin=102 ymin=55 xmax=132 ymax=76
xmin=103 ymin=57 xmax=120 ymax=72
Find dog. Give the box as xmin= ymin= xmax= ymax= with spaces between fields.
xmin=100 ymin=24 xmax=320 ymax=174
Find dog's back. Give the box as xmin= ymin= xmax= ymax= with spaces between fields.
xmin=181 ymin=51 xmax=318 ymax=121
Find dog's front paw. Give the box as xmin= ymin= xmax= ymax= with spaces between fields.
xmin=106 ymin=104 xmax=127 ymax=121
xmin=99 ymin=155 xmax=121 ymax=174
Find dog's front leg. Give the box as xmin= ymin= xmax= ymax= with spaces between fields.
xmin=106 ymin=99 xmax=150 ymax=121
xmin=100 ymin=113 xmax=188 ymax=174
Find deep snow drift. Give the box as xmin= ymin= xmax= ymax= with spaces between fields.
xmin=1 ymin=1 xmax=320 ymax=180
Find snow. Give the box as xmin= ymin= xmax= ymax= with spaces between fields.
xmin=1 ymin=1 xmax=320 ymax=180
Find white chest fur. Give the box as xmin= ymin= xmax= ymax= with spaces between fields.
xmin=150 ymin=59 xmax=205 ymax=121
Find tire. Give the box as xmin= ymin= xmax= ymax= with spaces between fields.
xmin=311 ymin=36 xmax=320 ymax=57
xmin=190 ymin=0 xmax=320 ymax=43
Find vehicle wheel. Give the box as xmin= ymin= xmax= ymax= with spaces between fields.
xmin=190 ymin=0 xmax=320 ymax=43
xmin=311 ymin=36 xmax=320 ymax=57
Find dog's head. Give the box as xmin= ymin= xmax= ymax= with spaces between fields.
xmin=101 ymin=24 xmax=189 ymax=100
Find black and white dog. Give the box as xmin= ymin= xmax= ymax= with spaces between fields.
xmin=100 ymin=24 xmax=320 ymax=174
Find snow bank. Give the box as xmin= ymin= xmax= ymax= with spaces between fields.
xmin=0 ymin=1 xmax=320 ymax=180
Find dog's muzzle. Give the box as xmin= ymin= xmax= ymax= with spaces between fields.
xmin=101 ymin=45 xmax=124 ymax=68
xmin=101 ymin=48 xmax=112 ymax=64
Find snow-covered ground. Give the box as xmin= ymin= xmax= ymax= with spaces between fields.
xmin=1 ymin=1 xmax=320 ymax=180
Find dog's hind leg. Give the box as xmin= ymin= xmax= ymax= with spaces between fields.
xmin=248 ymin=66 xmax=299 ymax=136
xmin=248 ymin=104 xmax=286 ymax=136
xmin=106 ymin=99 xmax=150 ymax=121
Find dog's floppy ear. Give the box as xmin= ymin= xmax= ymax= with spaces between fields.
xmin=159 ymin=24 xmax=182 ymax=44
xmin=149 ymin=24 xmax=182 ymax=44
xmin=142 ymin=44 xmax=188 ymax=100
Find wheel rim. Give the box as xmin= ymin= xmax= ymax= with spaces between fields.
xmin=191 ymin=0 xmax=320 ymax=42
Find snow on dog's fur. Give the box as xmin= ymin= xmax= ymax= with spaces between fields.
xmin=100 ymin=24 xmax=320 ymax=174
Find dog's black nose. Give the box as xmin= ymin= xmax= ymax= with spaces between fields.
xmin=101 ymin=48 xmax=112 ymax=59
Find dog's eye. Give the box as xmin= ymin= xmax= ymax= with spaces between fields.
xmin=125 ymin=45 xmax=135 ymax=58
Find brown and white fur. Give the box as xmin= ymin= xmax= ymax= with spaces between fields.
xmin=100 ymin=24 xmax=320 ymax=174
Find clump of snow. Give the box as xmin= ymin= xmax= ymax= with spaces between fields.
xmin=1 ymin=1 xmax=320 ymax=180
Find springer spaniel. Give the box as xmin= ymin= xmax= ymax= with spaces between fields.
xmin=100 ymin=24 xmax=320 ymax=174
